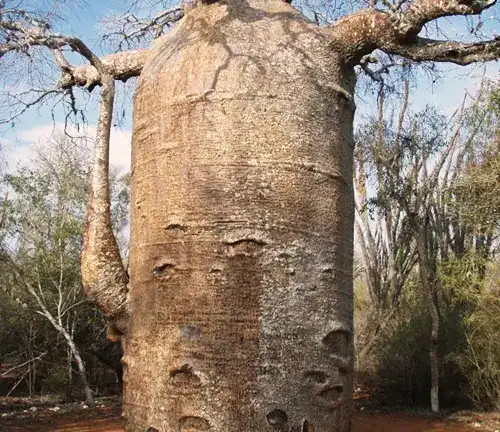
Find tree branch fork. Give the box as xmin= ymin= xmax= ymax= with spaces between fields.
xmin=329 ymin=0 xmax=499 ymax=65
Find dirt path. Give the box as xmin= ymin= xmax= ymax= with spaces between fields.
xmin=0 ymin=417 xmax=123 ymax=432
xmin=1 ymin=413 xmax=493 ymax=432
xmin=352 ymin=413 xmax=488 ymax=431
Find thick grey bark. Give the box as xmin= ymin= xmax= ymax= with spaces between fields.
xmin=58 ymin=49 xmax=149 ymax=89
xmin=329 ymin=0 xmax=498 ymax=65
xmin=125 ymin=1 xmax=355 ymax=430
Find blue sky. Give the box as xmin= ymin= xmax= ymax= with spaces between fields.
xmin=1 ymin=0 xmax=499 ymax=173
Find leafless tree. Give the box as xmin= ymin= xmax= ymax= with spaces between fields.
xmin=354 ymin=81 xmax=417 ymax=363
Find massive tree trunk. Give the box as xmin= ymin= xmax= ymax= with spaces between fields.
xmin=125 ymin=1 xmax=355 ymax=430
xmin=2 ymin=0 xmax=498 ymax=430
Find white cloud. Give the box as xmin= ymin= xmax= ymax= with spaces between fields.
xmin=5 ymin=123 xmax=131 ymax=172
xmin=109 ymin=129 xmax=132 ymax=171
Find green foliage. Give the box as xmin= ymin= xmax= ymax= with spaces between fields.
xmin=452 ymin=154 xmax=500 ymax=234
xmin=449 ymin=82 xmax=500 ymax=235
xmin=2 ymin=155 xmax=86 ymax=311
xmin=439 ymin=254 xmax=485 ymax=305
xmin=0 ymin=289 xmax=29 ymax=362
xmin=355 ymin=103 xmax=448 ymax=208
xmin=40 ymin=364 xmax=68 ymax=397
xmin=444 ymin=262 xmax=500 ymax=409
xmin=0 ymin=134 xmax=127 ymax=399
xmin=356 ymin=274 xmax=472 ymax=408
xmin=354 ymin=81 xmax=500 ymax=411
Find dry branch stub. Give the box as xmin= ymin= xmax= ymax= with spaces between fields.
xmin=125 ymin=0 xmax=354 ymax=430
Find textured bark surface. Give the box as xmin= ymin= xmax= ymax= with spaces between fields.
xmin=58 ymin=49 xmax=150 ymax=89
xmin=125 ymin=0 xmax=355 ymax=431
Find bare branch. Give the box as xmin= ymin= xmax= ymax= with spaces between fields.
xmin=51 ymin=47 xmax=71 ymax=71
xmin=385 ymin=36 xmax=500 ymax=65
xmin=0 ymin=9 xmax=131 ymax=335
xmin=0 ymin=87 xmax=63 ymax=125
xmin=58 ymin=49 xmax=149 ymax=90
xmin=330 ymin=0 xmax=498 ymax=65
xmin=359 ymin=55 xmax=399 ymax=83
xmin=398 ymin=0 xmax=497 ymax=35
xmin=0 ymin=352 xmax=47 ymax=377
xmin=1 ymin=11 xmax=149 ymax=90
xmin=101 ymin=6 xmax=183 ymax=51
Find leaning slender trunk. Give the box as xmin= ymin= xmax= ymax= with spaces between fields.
xmin=56 ymin=324 xmax=94 ymax=405
xmin=416 ymin=226 xmax=440 ymax=413
xmin=124 ymin=1 xmax=355 ymax=431
xmin=34 ymin=305 xmax=95 ymax=404
xmin=71 ymin=347 xmax=94 ymax=405
xmin=67 ymin=348 xmax=74 ymax=399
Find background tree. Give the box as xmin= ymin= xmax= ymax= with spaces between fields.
xmin=0 ymin=133 xmax=129 ymax=401
xmin=354 ymin=80 xmax=417 ymax=365
xmin=1 ymin=134 xmax=96 ymax=403
xmin=354 ymin=79 xmax=500 ymax=411
xmin=442 ymin=84 xmax=500 ymax=409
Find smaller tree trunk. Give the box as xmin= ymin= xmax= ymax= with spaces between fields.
xmin=59 ymin=327 xmax=94 ymax=405
xmin=72 ymin=349 xmax=94 ymax=405
xmin=37 ymin=307 xmax=94 ymax=404
xmin=416 ymin=226 xmax=440 ymax=413
xmin=429 ymin=327 xmax=440 ymax=413
xmin=67 ymin=348 xmax=74 ymax=400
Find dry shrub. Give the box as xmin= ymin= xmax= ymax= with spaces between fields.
xmin=448 ymin=263 xmax=500 ymax=409
xmin=355 ymin=273 xmax=472 ymax=408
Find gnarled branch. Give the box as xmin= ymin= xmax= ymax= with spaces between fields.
xmin=0 ymin=13 xmax=149 ymax=90
xmin=58 ymin=49 xmax=149 ymax=90
xmin=330 ymin=0 xmax=498 ymax=65
xmin=73 ymin=42 xmax=130 ymax=341
xmin=385 ymin=36 xmax=500 ymax=65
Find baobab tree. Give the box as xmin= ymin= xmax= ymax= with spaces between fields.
xmin=1 ymin=0 xmax=500 ymax=430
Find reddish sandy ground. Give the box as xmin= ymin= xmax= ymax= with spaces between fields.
xmin=352 ymin=413 xmax=494 ymax=431
xmin=1 ymin=397 xmax=499 ymax=432
xmin=1 ymin=412 xmax=498 ymax=432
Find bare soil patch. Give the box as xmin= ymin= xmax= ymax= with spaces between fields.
xmin=0 ymin=397 xmax=498 ymax=431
